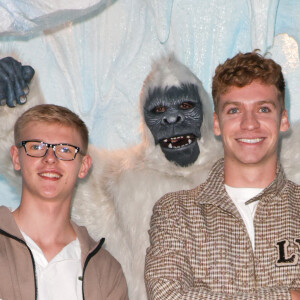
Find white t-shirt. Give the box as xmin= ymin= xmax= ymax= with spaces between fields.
xmin=225 ymin=185 xmax=263 ymax=250
xmin=21 ymin=231 xmax=83 ymax=300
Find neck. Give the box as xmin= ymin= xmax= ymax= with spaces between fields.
xmin=224 ymin=158 xmax=277 ymax=188
xmin=13 ymin=195 xmax=76 ymax=260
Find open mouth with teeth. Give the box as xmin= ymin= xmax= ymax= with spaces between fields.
xmin=39 ymin=172 xmax=62 ymax=179
xmin=160 ymin=134 xmax=196 ymax=149
xmin=237 ymin=138 xmax=264 ymax=144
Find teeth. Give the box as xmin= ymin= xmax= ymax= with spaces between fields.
xmin=238 ymin=138 xmax=263 ymax=144
xmin=170 ymin=136 xmax=184 ymax=140
xmin=40 ymin=172 xmax=61 ymax=178
xmin=168 ymin=141 xmax=192 ymax=149
xmin=161 ymin=134 xmax=195 ymax=149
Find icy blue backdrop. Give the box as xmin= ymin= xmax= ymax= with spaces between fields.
xmin=0 ymin=0 xmax=299 ymax=208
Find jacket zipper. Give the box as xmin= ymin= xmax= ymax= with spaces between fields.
xmin=81 ymin=237 xmax=105 ymax=300
xmin=0 ymin=229 xmax=38 ymax=300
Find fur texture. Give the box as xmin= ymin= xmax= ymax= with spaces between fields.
xmin=280 ymin=125 xmax=300 ymax=184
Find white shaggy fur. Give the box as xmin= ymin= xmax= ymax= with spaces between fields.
xmin=280 ymin=124 xmax=300 ymax=184
xmin=71 ymin=55 xmax=222 ymax=300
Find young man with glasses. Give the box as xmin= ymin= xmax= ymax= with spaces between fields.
xmin=145 ymin=52 xmax=300 ymax=299
xmin=0 ymin=104 xmax=128 ymax=300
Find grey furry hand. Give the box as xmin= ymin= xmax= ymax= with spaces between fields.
xmin=0 ymin=57 xmax=35 ymax=107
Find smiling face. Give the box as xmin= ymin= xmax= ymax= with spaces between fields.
xmin=10 ymin=121 xmax=91 ymax=203
xmin=143 ymin=84 xmax=203 ymax=167
xmin=213 ymin=81 xmax=289 ymax=169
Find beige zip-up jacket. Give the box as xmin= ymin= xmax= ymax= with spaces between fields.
xmin=0 ymin=206 xmax=129 ymax=300
xmin=145 ymin=159 xmax=300 ymax=300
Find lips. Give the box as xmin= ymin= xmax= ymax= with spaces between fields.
xmin=237 ymin=138 xmax=264 ymax=144
xmin=160 ymin=134 xmax=196 ymax=149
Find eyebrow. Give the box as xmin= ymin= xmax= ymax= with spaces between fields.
xmin=256 ymin=100 xmax=277 ymax=108
xmin=221 ymin=101 xmax=239 ymax=110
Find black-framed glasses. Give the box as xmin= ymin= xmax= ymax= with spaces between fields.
xmin=17 ymin=140 xmax=81 ymax=161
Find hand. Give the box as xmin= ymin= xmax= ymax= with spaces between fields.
xmin=0 ymin=57 xmax=35 ymax=107
xmin=291 ymin=290 xmax=300 ymax=300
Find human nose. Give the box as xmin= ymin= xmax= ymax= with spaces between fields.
xmin=240 ymin=111 xmax=260 ymax=130
xmin=42 ymin=147 xmax=57 ymax=163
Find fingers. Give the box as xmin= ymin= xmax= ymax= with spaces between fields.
xmin=0 ymin=63 xmax=17 ymax=107
xmin=6 ymin=57 xmax=27 ymax=105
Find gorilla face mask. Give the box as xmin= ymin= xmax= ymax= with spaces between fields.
xmin=144 ymin=84 xmax=203 ymax=167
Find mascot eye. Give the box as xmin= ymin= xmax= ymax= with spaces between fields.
xmin=179 ymin=102 xmax=194 ymax=109
xmin=152 ymin=105 xmax=166 ymax=113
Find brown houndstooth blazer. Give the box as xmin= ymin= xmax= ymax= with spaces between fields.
xmin=145 ymin=159 xmax=300 ymax=300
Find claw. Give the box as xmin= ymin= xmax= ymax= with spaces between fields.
xmin=19 ymin=95 xmax=27 ymax=104
xmin=23 ymin=86 xmax=29 ymax=95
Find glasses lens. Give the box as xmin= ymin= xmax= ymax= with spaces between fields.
xmin=25 ymin=141 xmax=47 ymax=157
xmin=55 ymin=144 xmax=77 ymax=160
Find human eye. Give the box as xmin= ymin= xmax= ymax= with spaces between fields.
xmin=29 ymin=142 xmax=44 ymax=151
xmin=59 ymin=145 xmax=72 ymax=153
xmin=179 ymin=102 xmax=194 ymax=110
xmin=55 ymin=144 xmax=76 ymax=160
xmin=227 ymin=107 xmax=239 ymax=114
xmin=259 ymin=106 xmax=271 ymax=113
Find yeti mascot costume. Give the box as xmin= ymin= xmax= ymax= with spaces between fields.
xmin=0 ymin=54 xmax=221 ymax=299
xmin=71 ymin=55 xmax=222 ymax=299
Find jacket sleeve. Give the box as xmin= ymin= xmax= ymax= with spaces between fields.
xmin=106 ymin=266 xmax=129 ymax=300
xmin=85 ymin=248 xmax=129 ymax=300
xmin=144 ymin=195 xmax=292 ymax=300
xmin=99 ymin=249 xmax=129 ymax=300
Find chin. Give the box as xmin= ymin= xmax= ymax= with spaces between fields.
xmin=161 ymin=141 xmax=200 ymax=167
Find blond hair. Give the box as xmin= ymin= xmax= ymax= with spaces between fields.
xmin=14 ymin=104 xmax=89 ymax=154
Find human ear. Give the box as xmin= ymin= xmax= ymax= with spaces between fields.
xmin=10 ymin=145 xmax=21 ymax=171
xmin=213 ymin=112 xmax=221 ymax=136
xmin=280 ymin=109 xmax=290 ymax=132
xmin=78 ymin=154 xmax=92 ymax=179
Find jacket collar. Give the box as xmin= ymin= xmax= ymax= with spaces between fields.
xmin=0 ymin=206 xmax=25 ymax=241
xmin=196 ymin=159 xmax=287 ymax=215
xmin=71 ymin=221 xmax=102 ymax=268
xmin=0 ymin=206 xmax=102 ymax=268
